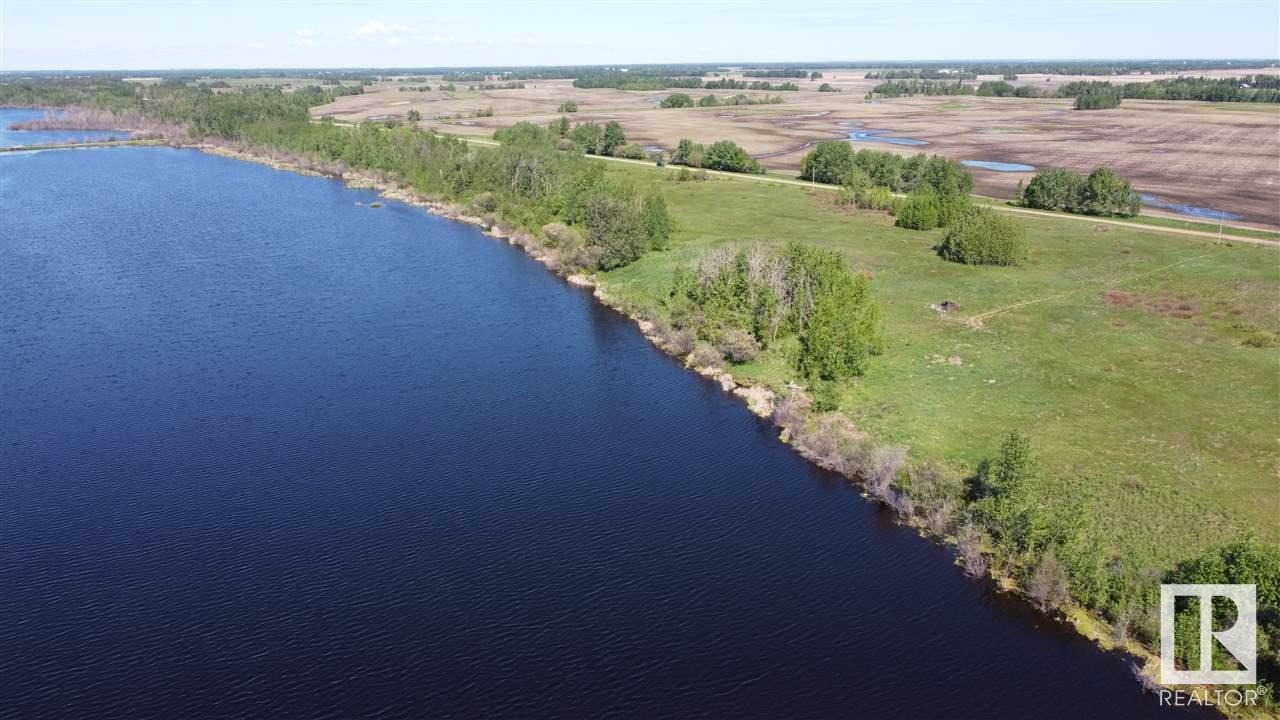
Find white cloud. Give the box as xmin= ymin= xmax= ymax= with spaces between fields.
xmin=295 ymin=28 xmax=315 ymax=37
xmin=295 ymin=37 xmax=315 ymax=48
xmin=355 ymin=20 xmax=416 ymax=37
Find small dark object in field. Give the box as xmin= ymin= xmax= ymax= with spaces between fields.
xmin=939 ymin=301 xmax=960 ymax=312
xmin=369 ymin=201 xmax=383 ymax=208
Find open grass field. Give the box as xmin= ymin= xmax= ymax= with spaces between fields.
xmin=312 ymin=68 xmax=1280 ymax=229
xmin=591 ymin=162 xmax=1279 ymax=566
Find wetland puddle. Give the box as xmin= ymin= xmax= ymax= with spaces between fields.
xmin=961 ymin=160 xmax=1036 ymax=172
xmin=1140 ymin=194 xmax=1244 ymax=221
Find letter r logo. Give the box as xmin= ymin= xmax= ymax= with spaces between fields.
xmin=1160 ymin=584 xmax=1256 ymax=685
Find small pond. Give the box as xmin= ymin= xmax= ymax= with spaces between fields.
xmin=961 ymin=160 xmax=1036 ymax=172
xmin=847 ymin=129 xmax=928 ymax=146
xmin=1140 ymin=194 xmax=1244 ymax=221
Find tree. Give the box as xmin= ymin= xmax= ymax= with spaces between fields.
xmin=582 ymin=192 xmax=646 ymax=270
xmin=799 ymin=141 xmax=856 ymax=184
xmin=557 ymin=101 xmax=578 ymax=113
xmin=697 ymin=94 xmax=721 ymax=107
xmin=641 ymin=194 xmax=671 ymax=251
xmin=601 ymin=121 xmax=627 ymax=156
xmin=1029 ymin=548 xmax=1071 ymax=611
xmin=671 ymin=138 xmax=705 ymax=167
xmin=1080 ymin=167 xmax=1141 ymax=217
xmin=918 ymin=155 xmax=974 ymax=200
xmin=818 ymin=83 xmax=839 ymax=92
xmin=1020 ymin=168 xmax=1085 ymax=211
xmin=788 ymin=243 xmax=882 ymax=380
xmin=552 ymin=115 xmax=570 ymax=138
xmin=938 ymin=206 xmax=1028 ymax=266
xmin=894 ymin=189 xmax=942 ymax=230
xmin=406 ymin=109 xmax=422 ymax=123
xmin=659 ymin=93 xmax=694 ymax=108
xmin=702 ymin=140 xmax=763 ymax=174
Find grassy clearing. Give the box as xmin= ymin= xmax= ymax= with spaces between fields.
xmin=600 ymin=163 xmax=1279 ymax=565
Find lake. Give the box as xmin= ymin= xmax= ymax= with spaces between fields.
xmin=0 ymin=107 xmax=131 ymax=148
xmin=0 ymin=147 xmax=1205 ymax=719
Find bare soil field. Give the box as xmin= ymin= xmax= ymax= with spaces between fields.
xmin=311 ymin=70 xmax=1280 ymax=228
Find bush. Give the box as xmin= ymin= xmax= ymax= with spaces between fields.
xmin=688 ymin=342 xmax=723 ymax=368
xmin=557 ymin=101 xmax=578 ymax=113
xmin=472 ymin=191 xmax=498 ymax=212
xmin=697 ymin=94 xmax=721 ymax=107
xmin=641 ymin=194 xmax=671 ymax=251
xmin=895 ymin=189 xmax=942 ymax=230
xmin=938 ymin=206 xmax=1028 ymax=266
xmin=613 ymin=143 xmax=647 ymax=160
xmin=810 ymin=380 xmax=840 ymax=411
xmin=702 ymin=140 xmax=763 ymax=174
xmin=555 ymin=138 xmax=576 ymax=151
xmin=541 ymin=222 xmax=583 ymax=250
xmin=659 ymin=93 xmax=694 ymax=109
xmin=718 ymin=328 xmax=761 ymax=363
xmin=856 ymin=185 xmax=894 ymax=210
xmin=666 ymin=328 xmax=697 ymax=356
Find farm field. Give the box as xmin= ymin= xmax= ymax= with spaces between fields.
xmin=591 ymin=161 xmax=1280 ymax=568
xmin=311 ymin=68 xmax=1280 ymax=229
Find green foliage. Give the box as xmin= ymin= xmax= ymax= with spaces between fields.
xmin=1020 ymin=168 xmax=1086 ymax=211
xmin=669 ymin=242 xmax=881 ymax=381
xmin=856 ymin=185 xmax=894 ymax=210
xmin=817 ymin=83 xmax=839 ymax=92
xmin=569 ymin=120 xmax=627 ymax=156
xmin=1068 ymin=82 xmax=1123 ymax=110
xmin=938 ymin=206 xmax=1028 ymax=266
xmin=702 ymin=140 xmax=764 ymax=174
xmin=641 ymin=194 xmax=672 ymax=251
xmin=1021 ymin=167 xmax=1140 ymax=218
xmin=697 ymin=94 xmax=720 ymax=107
xmin=659 ymin=93 xmax=694 ymax=108
xmin=1080 ymin=168 xmax=1141 ymax=217
xmin=406 ymin=109 xmax=422 ymax=123
xmin=800 ymin=141 xmax=856 ymax=184
xmin=894 ymin=189 xmax=942 ymax=230
xmin=557 ymin=101 xmax=578 ymax=112
xmin=976 ymin=80 xmax=1016 ymax=97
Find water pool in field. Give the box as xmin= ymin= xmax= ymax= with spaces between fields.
xmin=847 ymin=129 xmax=928 ymax=145
xmin=962 ymin=160 xmax=1037 ymax=172
xmin=1140 ymin=193 xmax=1245 ymax=221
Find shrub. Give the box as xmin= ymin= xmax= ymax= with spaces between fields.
xmin=1028 ymin=548 xmax=1071 ymax=611
xmin=541 ymin=222 xmax=583 ymax=250
xmin=810 ymin=380 xmax=840 ymax=411
xmin=659 ymin=93 xmax=694 ymax=109
xmin=718 ymin=328 xmax=761 ymax=363
xmin=957 ymin=524 xmax=990 ymax=578
xmin=697 ymin=94 xmax=721 ymax=107
xmin=938 ymin=206 xmax=1028 ymax=266
xmin=702 ymin=140 xmax=763 ymax=174
xmin=557 ymin=101 xmax=578 ymax=112
xmin=472 ymin=191 xmax=498 ymax=212
xmin=895 ymin=189 xmax=942 ymax=230
xmin=555 ymin=138 xmax=576 ymax=151
xmin=613 ymin=143 xmax=647 ymax=160
xmin=688 ymin=342 xmax=723 ymax=368
xmin=666 ymin=328 xmax=697 ymax=356
xmin=856 ymin=185 xmax=894 ymax=210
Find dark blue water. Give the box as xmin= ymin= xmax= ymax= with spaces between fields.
xmin=0 ymin=147 xmax=1204 ymax=719
xmin=962 ymin=160 xmax=1037 ymax=172
xmin=1139 ymin=193 xmax=1244 ymax=221
xmin=0 ymin=107 xmax=130 ymax=148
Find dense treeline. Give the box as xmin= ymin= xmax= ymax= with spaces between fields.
xmin=670 ymin=138 xmax=764 ymax=174
xmin=696 ymin=93 xmax=785 ymax=107
xmin=742 ymin=69 xmax=813 ymax=78
xmin=668 ymin=242 xmax=883 ymax=381
xmin=869 ymin=80 xmax=975 ymax=97
xmin=572 ymin=73 xmax=704 ymax=90
xmin=1019 ymin=167 xmax=1141 ymax=217
xmin=866 ymin=69 xmax=977 ymax=80
xmin=799 ymin=142 xmax=976 ymax=231
xmin=1120 ymin=74 xmax=1280 ymax=102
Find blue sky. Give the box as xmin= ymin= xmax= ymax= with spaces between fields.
xmin=2 ymin=1 xmax=1278 ymax=71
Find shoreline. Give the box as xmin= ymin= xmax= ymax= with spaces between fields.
xmin=192 ymin=141 xmax=1188 ymax=695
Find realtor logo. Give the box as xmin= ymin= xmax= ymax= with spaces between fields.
xmin=1160 ymin=584 xmax=1256 ymax=685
